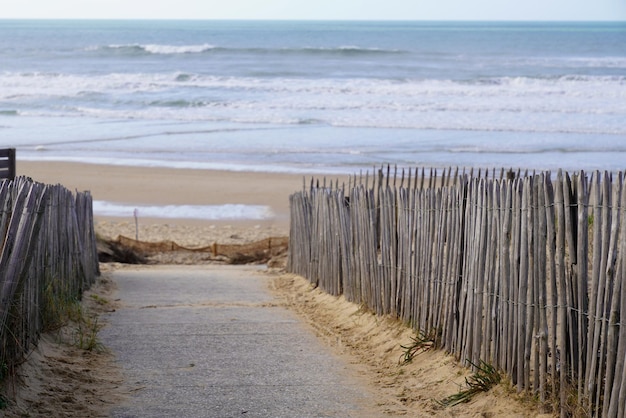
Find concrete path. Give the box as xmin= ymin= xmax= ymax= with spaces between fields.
xmin=100 ymin=265 xmax=378 ymax=418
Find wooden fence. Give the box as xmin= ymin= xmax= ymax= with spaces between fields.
xmin=288 ymin=167 xmax=626 ymax=417
xmin=0 ymin=176 xmax=99 ymax=371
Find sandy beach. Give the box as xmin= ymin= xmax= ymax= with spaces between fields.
xmin=19 ymin=161 xmax=340 ymax=245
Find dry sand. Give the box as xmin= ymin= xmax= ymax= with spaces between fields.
xmin=271 ymin=274 xmax=551 ymax=417
xmin=20 ymin=160 xmax=352 ymax=246
xmin=1 ymin=273 xmax=126 ymax=417
xmin=19 ymin=160 xmax=333 ymax=232
xmin=2 ymin=161 xmax=552 ymax=417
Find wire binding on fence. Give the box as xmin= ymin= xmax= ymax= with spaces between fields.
xmin=288 ymin=166 xmax=626 ymax=417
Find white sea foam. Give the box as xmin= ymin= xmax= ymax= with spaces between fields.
xmin=3 ymin=71 xmax=624 ymax=135
xmin=528 ymin=56 xmax=626 ymax=69
xmin=93 ymin=201 xmax=274 ymax=220
xmin=94 ymin=43 xmax=216 ymax=55
xmin=142 ymin=44 xmax=216 ymax=54
xmin=2 ymin=71 xmax=623 ymax=98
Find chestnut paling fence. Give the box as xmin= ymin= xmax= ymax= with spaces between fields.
xmin=0 ymin=177 xmax=99 ymax=371
xmin=288 ymin=167 xmax=626 ymax=417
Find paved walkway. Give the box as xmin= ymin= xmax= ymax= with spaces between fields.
xmin=100 ymin=265 xmax=378 ymax=418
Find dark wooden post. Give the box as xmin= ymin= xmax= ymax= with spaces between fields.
xmin=0 ymin=148 xmax=16 ymax=180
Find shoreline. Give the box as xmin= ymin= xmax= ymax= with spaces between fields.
xmin=19 ymin=161 xmax=315 ymax=223
xmin=18 ymin=161 xmax=350 ymax=245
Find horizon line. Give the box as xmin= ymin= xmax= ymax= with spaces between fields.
xmin=0 ymin=17 xmax=625 ymax=23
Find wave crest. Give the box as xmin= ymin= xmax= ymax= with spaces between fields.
xmin=92 ymin=43 xmax=216 ymax=55
xmin=294 ymin=46 xmax=404 ymax=56
xmin=89 ymin=44 xmax=403 ymax=57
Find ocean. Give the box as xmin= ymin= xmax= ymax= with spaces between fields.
xmin=1 ymin=20 xmax=625 ymax=178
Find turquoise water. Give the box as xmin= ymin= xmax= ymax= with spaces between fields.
xmin=1 ymin=20 xmax=625 ymax=174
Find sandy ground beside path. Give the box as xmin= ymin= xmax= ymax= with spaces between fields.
xmin=270 ymin=274 xmax=553 ymax=418
xmin=2 ymin=264 xmax=551 ymax=417
xmin=1 ymin=273 xmax=127 ymax=417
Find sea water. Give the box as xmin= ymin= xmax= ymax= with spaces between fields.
xmin=1 ymin=20 xmax=625 ymax=218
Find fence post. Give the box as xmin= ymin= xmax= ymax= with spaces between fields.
xmin=0 ymin=148 xmax=16 ymax=180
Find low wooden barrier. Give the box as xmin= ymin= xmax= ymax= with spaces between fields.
xmin=0 ymin=177 xmax=99 ymax=372
xmin=289 ymin=167 xmax=626 ymax=416
xmin=105 ymin=235 xmax=288 ymax=264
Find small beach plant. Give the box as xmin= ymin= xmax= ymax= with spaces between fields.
xmin=42 ymin=277 xmax=104 ymax=351
xmin=399 ymin=330 xmax=437 ymax=365
xmin=42 ymin=276 xmax=82 ymax=331
xmin=74 ymin=314 xmax=104 ymax=351
xmin=438 ymin=360 xmax=501 ymax=407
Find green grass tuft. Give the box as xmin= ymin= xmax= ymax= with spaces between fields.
xmin=42 ymin=278 xmax=82 ymax=331
xmin=42 ymin=278 xmax=104 ymax=351
xmin=438 ymin=360 xmax=501 ymax=407
xmin=73 ymin=314 xmax=104 ymax=352
xmin=399 ymin=330 xmax=436 ymax=365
